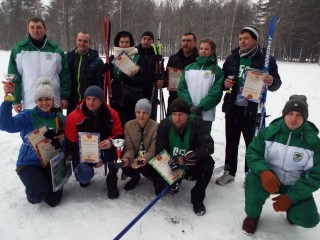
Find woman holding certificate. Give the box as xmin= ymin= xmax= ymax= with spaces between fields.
xmin=0 ymin=77 xmax=65 ymax=207
xmin=177 ymin=39 xmax=224 ymax=132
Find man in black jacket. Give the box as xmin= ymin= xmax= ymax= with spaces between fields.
xmin=162 ymin=33 xmax=198 ymax=112
xmin=216 ymin=26 xmax=282 ymax=186
xmin=156 ymin=98 xmax=214 ymax=216
xmin=67 ymin=31 xmax=105 ymax=114
xmin=137 ymin=31 xmax=163 ymax=120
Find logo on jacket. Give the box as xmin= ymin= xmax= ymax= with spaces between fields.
xmin=46 ymin=53 xmax=53 ymax=60
xmin=203 ymin=71 xmax=211 ymax=79
xmin=293 ymin=152 xmax=303 ymax=162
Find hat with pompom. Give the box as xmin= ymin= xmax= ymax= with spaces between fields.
xmin=282 ymin=94 xmax=308 ymax=121
xmin=34 ymin=76 xmax=54 ymax=102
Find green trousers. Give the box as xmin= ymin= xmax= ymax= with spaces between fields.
xmin=245 ymin=172 xmax=320 ymax=228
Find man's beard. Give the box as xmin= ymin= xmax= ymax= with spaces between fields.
xmin=172 ymin=122 xmax=188 ymax=135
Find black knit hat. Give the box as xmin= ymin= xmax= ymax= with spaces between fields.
xmin=84 ymin=85 xmax=105 ymax=103
xmin=169 ymin=98 xmax=191 ymax=115
xmin=240 ymin=26 xmax=259 ymax=40
xmin=282 ymin=95 xmax=308 ymax=121
xmin=141 ymin=31 xmax=154 ymax=41
xmin=114 ymin=31 xmax=135 ymax=47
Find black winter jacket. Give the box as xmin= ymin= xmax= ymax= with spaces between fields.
xmin=222 ymin=46 xmax=281 ymax=114
xmin=67 ymin=49 xmax=105 ymax=106
xmin=165 ymin=48 xmax=198 ymax=90
xmin=156 ymin=116 xmax=214 ymax=162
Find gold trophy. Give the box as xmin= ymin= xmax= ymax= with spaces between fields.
xmin=3 ymin=74 xmax=16 ymax=101
xmin=112 ymin=139 xmax=125 ymax=168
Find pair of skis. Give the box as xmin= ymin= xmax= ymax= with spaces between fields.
xmin=255 ymin=16 xmax=276 ymax=135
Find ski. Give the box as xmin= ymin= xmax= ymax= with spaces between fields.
xmin=155 ymin=22 xmax=166 ymax=121
xmin=103 ymin=16 xmax=111 ymax=105
xmin=255 ymin=16 xmax=276 ymax=135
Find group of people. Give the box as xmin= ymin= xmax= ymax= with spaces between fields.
xmin=0 ymin=16 xmax=319 ymax=235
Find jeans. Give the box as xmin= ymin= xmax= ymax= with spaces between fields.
xmin=74 ymin=150 xmax=118 ymax=184
xmin=17 ymin=165 xmax=63 ymax=207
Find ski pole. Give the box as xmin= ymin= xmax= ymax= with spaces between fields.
xmin=113 ymin=185 xmax=170 ymax=240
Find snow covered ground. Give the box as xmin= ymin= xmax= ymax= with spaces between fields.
xmin=0 ymin=50 xmax=319 ymax=240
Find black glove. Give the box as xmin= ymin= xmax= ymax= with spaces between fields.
xmin=190 ymin=105 xmax=202 ymax=117
xmin=168 ymin=154 xmax=185 ymax=171
xmin=105 ymin=62 xmax=112 ymax=71
xmin=44 ymin=129 xmax=62 ymax=150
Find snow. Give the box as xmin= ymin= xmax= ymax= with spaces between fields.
xmin=0 ymin=50 xmax=319 ymax=240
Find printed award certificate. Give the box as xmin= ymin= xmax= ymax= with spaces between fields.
xmin=35 ymin=138 xmax=60 ymax=167
xmin=112 ymin=51 xmax=140 ymax=77
xmin=78 ymin=132 xmax=100 ymax=163
xmin=241 ymin=69 xmax=267 ymax=102
xmin=167 ymin=67 xmax=183 ymax=91
xmin=50 ymin=152 xmax=72 ymax=192
xmin=149 ymin=150 xmax=184 ymax=185
xmin=25 ymin=125 xmax=48 ymax=152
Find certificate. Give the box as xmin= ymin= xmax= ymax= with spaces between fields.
xmin=25 ymin=125 xmax=48 ymax=152
xmin=35 ymin=138 xmax=60 ymax=167
xmin=149 ymin=150 xmax=184 ymax=185
xmin=78 ymin=132 xmax=100 ymax=163
xmin=112 ymin=51 xmax=140 ymax=77
xmin=167 ymin=67 xmax=183 ymax=91
xmin=50 ymin=152 xmax=72 ymax=192
xmin=241 ymin=69 xmax=267 ymax=102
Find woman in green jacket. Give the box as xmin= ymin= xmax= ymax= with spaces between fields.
xmin=177 ymin=39 xmax=224 ymax=132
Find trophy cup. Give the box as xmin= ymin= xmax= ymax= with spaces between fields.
xmin=226 ymin=75 xmax=235 ymax=94
xmin=135 ymin=150 xmax=146 ymax=166
xmin=112 ymin=139 xmax=125 ymax=168
xmin=3 ymin=74 xmax=16 ymax=101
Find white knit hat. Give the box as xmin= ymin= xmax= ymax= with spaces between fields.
xmin=34 ymin=76 xmax=54 ymax=102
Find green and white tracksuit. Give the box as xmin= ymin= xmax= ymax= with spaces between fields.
xmin=245 ymin=117 xmax=320 ymax=228
xmin=8 ymin=35 xmax=71 ymax=109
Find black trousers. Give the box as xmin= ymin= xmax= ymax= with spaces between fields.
xmin=224 ymin=105 xmax=256 ymax=176
xmin=188 ymin=156 xmax=214 ymax=204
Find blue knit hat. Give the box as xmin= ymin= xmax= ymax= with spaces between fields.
xmin=84 ymin=86 xmax=105 ymax=103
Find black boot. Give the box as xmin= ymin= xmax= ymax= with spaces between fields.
xmin=124 ymin=174 xmax=141 ymax=191
xmin=106 ymin=178 xmax=119 ymax=199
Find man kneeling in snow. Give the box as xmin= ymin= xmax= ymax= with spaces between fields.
xmin=243 ymin=95 xmax=320 ymax=235
xmin=156 ymin=98 xmax=214 ymax=216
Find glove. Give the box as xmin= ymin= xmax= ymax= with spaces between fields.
xmin=190 ymin=105 xmax=202 ymax=117
xmin=44 ymin=129 xmax=62 ymax=150
xmin=272 ymin=194 xmax=291 ymax=212
xmin=260 ymin=171 xmax=280 ymax=194
xmin=185 ymin=151 xmax=197 ymax=166
xmin=168 ymin=154 xmax=185 ymax=171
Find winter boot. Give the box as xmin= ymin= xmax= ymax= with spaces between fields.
xmin=216 ymin=171 xmax=235 ymax=186
xmin=192 ymin=201 xmax=206 ymax=216
xmin=124 ymin=174 xmax=141 ymax=191
xmin=242 ymin=216 xmax=259 ymax=235
xmin=106 ymin=178 xmax=119 ymax=199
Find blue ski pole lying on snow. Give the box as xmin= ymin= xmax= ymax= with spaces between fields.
xmin=113 ymin=185 xmax=170 ymax=240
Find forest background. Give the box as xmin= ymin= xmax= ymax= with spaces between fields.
xmin=0 ymin=0 xmax=319 ymax=63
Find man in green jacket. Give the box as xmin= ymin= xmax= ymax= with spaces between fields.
xmin=242 ymin=95 xmax=320 ymax=235
xmin=8 ymin=17 xmax=71 ymax=112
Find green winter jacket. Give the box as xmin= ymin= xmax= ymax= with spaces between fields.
xmin=247 ymin=117 xmax=320 ymax=204
xmin=177 ymin=55 xmax=224 ymax=121
xmin=8 ymin=35 xmax=71 ymax=109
